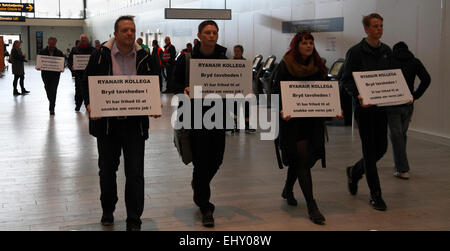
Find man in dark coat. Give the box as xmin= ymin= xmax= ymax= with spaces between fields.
xmin=82 ymin=15 xmax=159 ymax=231
xmin=68 ymin=35 xmax=95 ymax=111
xmin=162 ymin=36 xmax=177 ymax=93
xmin=37 ymin=37 xmax=65 ymax=115
xmin=174 ymin=20 xmax=228 ymax=228
xmin=386 ymin=41 xmax=431 ymax=180
xmin=341 ymin=13 xmax=392 ymax=211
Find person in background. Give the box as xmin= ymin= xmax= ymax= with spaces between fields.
xmin=36 ymin=37 xmax=65 ymax=116
xmin=232 ymin=45 xmax=256 ymax=134
xmin=94 ymin=40 xmax=101 ymax=50
xmin=181 ymin=43 xmax=193 ymax=55
xmin=10 ymin=40 xmax=29 ymax=96
xmin=162 ymin=36 xmax=176 ymax=93
xmin=137 ymin=38 xmax=150 ymax=54
xmin=151 ymin=39 xmax=164 ymax=92
xmin=70 ymin=40 xmax=80 ymax=78
xmin=386 ymin=41 xmax=431 ymax=180
xmin=193 ymin=39 xmax=200 ymax=48
xmin=272 ymin=32 xmax=329 ymax=225
xmin=68 ymin=34 xmax=95 ymax=112
xmin=340 ymin=13 xmax=392 ymax=211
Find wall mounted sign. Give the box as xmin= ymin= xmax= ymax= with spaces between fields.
xmin=165 ymin=8 xmax=231 ymax=20
xmin=282 ymin=17 xmax=344 ymax=33
xmin=0 ymin=3 xmax=34 ymax=13
xmin=0 ymin=16 xmax=26 ymax=22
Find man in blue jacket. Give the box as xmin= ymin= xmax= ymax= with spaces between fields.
xmin=340 ymin=13 xmax=391 ymax=211
xmin=82 ymin=15 xmax=159 ymax=231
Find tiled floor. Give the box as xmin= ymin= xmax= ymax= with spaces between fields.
xmin=0 ymin=65 xmax=449 ymax=231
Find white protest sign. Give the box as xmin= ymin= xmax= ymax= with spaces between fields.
xmin=73 ymin=54 xmax=91 ymax=70
xmin=36 ymin=55 xmax=65 ymax=72
xmin=353 ymin=69 xmax=413 ymax=106
xmin=88 ymin=75 xmax=161 ymax=117
xmin=281 ymin=81 xmax=342 ymax=118
xmin=189 ymin=59 xmax=252 ymax=98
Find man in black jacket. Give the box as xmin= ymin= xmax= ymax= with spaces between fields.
xmin=37 ymin=37 xmax=65 ymax=115
xmin=174 ymin=20 xmax=227 ymax=227
xmin=340 ymin=13 xmax=391 ymax=211
xmin=69 ymin=34 xmax=95 ymax=112
xmin=82 ymin=16 xmax=158 ymax=231
xmin=387 ymin=42 xmax=431 ymax=180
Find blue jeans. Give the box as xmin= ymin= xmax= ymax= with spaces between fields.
xmin=386 ymin=105 xmax=414 ymax=173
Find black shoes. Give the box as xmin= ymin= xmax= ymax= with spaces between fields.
xmin=282 ymin=188 xmax=298 ymax=206
xmin=307 ymin=200 xmax=326 ymax=225
xmin=370 ymin=192 xmax=387 ymax=211
xmin=346 ymin=166 xmax=358 ymax=195
xmin=126 ymin=223 xmax=141 ymax=231
xmin=75 ymin=105 xmax=81 ymax=112
xmin=13 ymin=90 xmax=21 ymax=96
xmin=100 ymin=213 xmax=114 ymax=226
xmin=21 ymin=89 xmax=30 ymax=95
xmin=200 ymin=205 xmax=215 ymax=228
xmin=50 ymin=110 xmax=55 ymax=116
xmin=202 ymin=210 xmax=215 ymax=227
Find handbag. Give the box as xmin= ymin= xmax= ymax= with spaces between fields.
xmin=173 ymin=128 xmax=192 ymax=165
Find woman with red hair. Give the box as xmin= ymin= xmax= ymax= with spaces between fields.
xmin=273 ymin=32 xmax=328 ymax=225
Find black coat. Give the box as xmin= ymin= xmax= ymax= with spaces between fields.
xmin=392 ymin=47 xmax=431 ymax=100
xmin=164 ymin=43 xmax=177 ymax=66
xmin=68 ymin=45 xmax=96 ymax=77
xmin=273 ymin=60 xmax=327 ymax=168
xmin=81 ymin=38 xmax=155 ymax=139
xmin=340 ymin=39 xmax=392 ymax=108
xmin=39 ymin=46 xmax=65 ymax=79
xmin=11 ymin=47 xmax=26 ymax=75
xmin=173 ymin=43 xmax=228 ymax=130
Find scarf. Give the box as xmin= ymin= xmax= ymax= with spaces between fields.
xmin=283 ymin=53 xmax=319 ymax=78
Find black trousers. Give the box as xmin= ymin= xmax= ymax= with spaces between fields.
xmin=13 ymin=74 xmax=25 ymax=92
xmin=351 ymin=107 xmax=388 ymax=195
xmin=74 ymin=74 xmax=84 ymax=108
xmin=164 ymin=65 xmax=175 ymax=93
xmin=42 ymin=74 xmax=60 ymax=112
xmin=96 ymin=119 xmax=146 ymax=226
xmin=190 ymin=129 xmax=225 ymax=213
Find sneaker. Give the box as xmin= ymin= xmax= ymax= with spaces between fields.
xmin=281 ymin=188 xmax=298 ymax=206
xmin=370 ymin=192 xmax=387 ymax=211
xmin=245 ymin=128 xmax=257 ymax=134
xmin=394 ymin=171 xmax=410 ymax=180
xmin=346 ymin=166 xmax=358 ymax=195
xmin=202 ymin=210 xmax=214 ymax=227
xmin=100 ymin=213 xmax=114 ymax=226
xmin=307 ymin=200 xmax=326 ymax=225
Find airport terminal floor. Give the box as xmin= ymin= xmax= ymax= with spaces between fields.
xmin=0 ymin=65 xmax=449 ymax=231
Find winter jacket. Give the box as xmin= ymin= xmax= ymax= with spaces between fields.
xmin=273 ymin=59 xmax=327 ymax=168
xmin=11 ymin=47 xmax=26 ymax=75
xmin=81 ymin=38 xmax=154 ymax=139
xmin=391 ymin=46 xmax=431 ymax=100
xmin=340 ymin=38 xmax=392 ymax=108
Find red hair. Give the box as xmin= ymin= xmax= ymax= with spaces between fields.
xmin=285 ymin=32 xmax=328 ymax=76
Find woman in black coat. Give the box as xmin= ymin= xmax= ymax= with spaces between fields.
xmin=10 ymin=40 xmax=29 ymax=95
xmin=273 ymin=32 xmax=328 ymax=225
